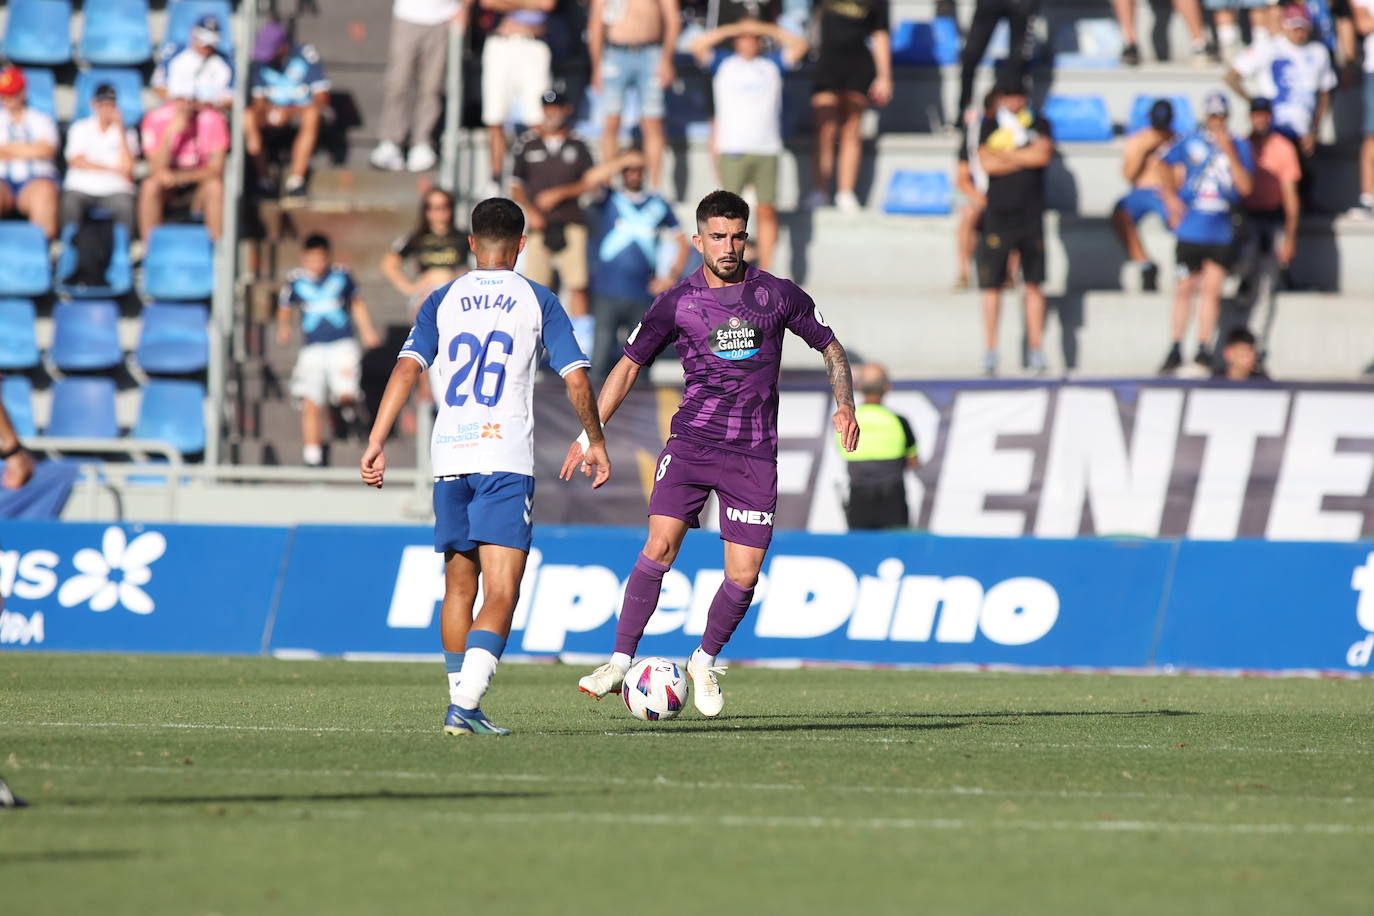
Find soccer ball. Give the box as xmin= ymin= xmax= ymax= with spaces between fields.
xmin=622 ymin=657 xmax=686 ymax=721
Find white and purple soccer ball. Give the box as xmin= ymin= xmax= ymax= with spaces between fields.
xmin=622 ymin=657 xmax=686 ymax=721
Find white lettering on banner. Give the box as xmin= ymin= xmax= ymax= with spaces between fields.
xmin=891 ymin=576 xmax=983 ymax=642
xmin=521 ymin=564 xmax=621 ymax=652
xmin=978 ymin=577 xmax=1060 ymax=645
xmin=1036 ymin=388 xmax=1182 ymax=537
xmin=0 ymin=549 xmax=59 ymax=600
xmin=1349 ymin=634 xmax=1373 ymax=667
xmin=848 ymin=559 xmax=905 ymax=640
xmin=756 ymin=556 xmax=857 ymax=638
xmin=1184 ymin=390 xmax=1290 ymax=540
xmin=384 ymin=547 xmax=541 ymax=630
xmin=1269 ymin=393 xmax=1374 ymax=541
xmin=931 ymin=390 xmax=1048 ymax=536
xmin=0 ymin=609 xmax=43 ymax=645
xmin=1351 ymin=553 xmax=1374 ymax=633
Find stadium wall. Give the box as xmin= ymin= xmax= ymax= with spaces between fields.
xmin=3 ymin=522 xmax=1372 ymax=676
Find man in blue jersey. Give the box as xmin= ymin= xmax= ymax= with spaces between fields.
xmin=566 ymin=189 xmax=859 ymax=717
xmin=362 ymin=197 xmax=611 ymax=736
xmin=1159 ymin=91 xmax=1254 ymax=376
xmin=246 ymin=22 xmax=331 ymax=199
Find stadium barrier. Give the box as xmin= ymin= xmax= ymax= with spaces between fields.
xmin=3 ymin=521 xmax=1372 ymax=675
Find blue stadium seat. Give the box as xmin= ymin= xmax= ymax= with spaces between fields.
xmin=2 ymin=0 xmax=73 ymax=65
xmin=51 ymin=301 xmax=123 ymax=372
xmin=882 ymin=171 xmax=952 ymax=215
xmin=136 ymin=303 xmax=209 ymax=374
xmin=1127 ymin=94 xmax=1197 ymax=136
xmin=56 ymin=221 xmax=134 ymax=299
xmin=0 ymin=300 xmax=40 ymax=371
xmin=891 ymin=18 xmax=961 ymax=66
xmin=80 ymin=0 xmax=153 ymax=66
xmin=0 ymin=223 xmax=53 ymax=298
xmin=143 ymin=225 xmax=215 ymax=301
xmin=20 ymin=67 xmax=56 ymax=118
xmin=1043 ymin=95 xmax=1114 ymax=142
xmin=165 ymin=0 xmax=233 ymax=52
xmin=0 ymin=375 xmax=37 ymax=439
xmin=72 ymin=68 xmax=146 ymax=128
xmin=48 ymin=376 xmax=118 ymax=439
xmin=133 ymin=379 xmax=205 ymax=454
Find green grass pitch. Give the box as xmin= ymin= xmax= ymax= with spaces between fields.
xmin=2 ymin=654 xmax=1371 ymax=915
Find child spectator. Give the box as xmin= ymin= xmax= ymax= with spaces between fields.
xmin=139 ymin=78 xmax=229 ymax=243
xmin=1214 ymin=327 xmax=1271 ymax=380
xmin=370 ymin=0 xmax=461 ymax=173
xmin=277 ymin=234 xmax=382 ymax=467
xmin=0 ymin=66 xmax=59 ymax=239
xmin=1112 ymin=99 xmax=1180 ymax=292
xmin=247 ymin=22 xmax=331 ymax=199
xmin=153 ymin=16 xmax=235 ymax=109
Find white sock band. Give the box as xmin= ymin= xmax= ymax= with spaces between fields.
xmin=455 ymin=647 xmax=499 ymax=709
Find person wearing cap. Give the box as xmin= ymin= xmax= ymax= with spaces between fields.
xmin=1226 ymin=4 xmax=1336 ymax=160
xmin=0 ymin=65 xmax=59 ymax=239
xmin=61 ymin=83 xmax=139 ymax=235
xmin=837 ymin=362 xmax=917 ymax=530
xmin=477 ymin=0 xmax=556 ymax=188
xmin=139 ymin=82 xmax=230 ymax=244
xmin=246 ymin=21 xmax=331 ymax=198
xmin=689 ymin=18 xmax=809 ymax=272
xmin=1236 ymin=96 xmax=1300 ymax=353
xmin=1157 ymin=90 xmax=1254 ymax=375
xmin=153 ymin=15 xmax=235 ymax=109
xmin=1352 ymin=0 xmax=1374 ymax=219
xmin=1112 ymin=99 xmax=1182 ymax=292
xmin=975 ymin=74 xmax=1053 ymax=376
xmin=370 ymin=0 xmax=463 ymax=174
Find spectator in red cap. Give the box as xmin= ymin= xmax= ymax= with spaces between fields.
xmin=0 ymin=66 xmax=59 ymax=239
xmin=1226 ymin=5 xmax=1336 ymax=160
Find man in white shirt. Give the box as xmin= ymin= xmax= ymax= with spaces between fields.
xmin=62 ymin=83 xmax=139 ymax=234
xmin=153 ymin=16 xmax=235 ymax=109
xmin=0 ymin=66 xmax=59 ymax=239
xmin=1226 ymin=4 xmax=1336 ymax=157
xmin=370 ymin=0 xmax=462 ymax=173
xmin=690 ymin=18 xmax=808 ymax=270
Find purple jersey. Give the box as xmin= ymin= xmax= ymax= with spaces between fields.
xmin=623 ymin=265 xmax=835 ymax=459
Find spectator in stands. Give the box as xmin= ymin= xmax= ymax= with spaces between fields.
xmin=1112 ymin=99 xmax=1180 ymax=292
xmin=1225 ymin=5 xmax=1335 ymax=164
xmin=1158 ymin=91 xmax=1254 ymax=375
xmin=1238 ymin=96 xmax=1300 ymax=348
xmin=954 ymin=88 xmax=999 ymax=289
xmin=839 ymin=362 xmax=917 ymax=530
xmin=0 ymin=66 xmax=59 ymax=240
xmin=475 ymin=0 xmax=556 ymax=192
xmin=371 ymin=1 xmax=461 ymax=174
xmin=61 ymin=83 xmax=139 ymax=236
xmin=139 ymin=77 xmax=230 ymax=244
xmin=808 ymin=0 xmax=892 ymax=212
xmin=975 ymin=75 xmax=1053 ymax=376
xmin=154 ymin=16 xmax=235 ymax=109
xmin=383 ymin=186 xmax=470 ymax=307
xmin=584 ymin=150 xmax=690 ymax=377
xmin=1214 ymin=326 xmax=1271 ymax=379
xmin=246 ymin=22 xmax=331 ymax=199
xmin=1208 ymin=0 xmax=1274 ymax=61
xmin=588 ymin=0 xmax=680 ymax=192
xmin=1112 ymin=0 xmax=1215 ymax=66
xmin=957 ymin=0 xmax=1038 ymax=123
xmin=510 ymin=89 xmax=597 ymax=348
xmin=1353 ymin=0 xmax=1374 ymax=218
xmin=277 ymin=234 xmax=382 ymax=467
xmin=690 ymin=18 xmax=808 ymax=271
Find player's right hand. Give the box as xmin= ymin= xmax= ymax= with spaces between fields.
xmin=360 ymin=442 xmax=386 ymax=488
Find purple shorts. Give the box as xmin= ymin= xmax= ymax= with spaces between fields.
xmin=646 ymin=437 xmax=777 ymax=549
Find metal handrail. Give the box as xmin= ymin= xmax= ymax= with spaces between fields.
xmin=25 ymin=437 xmax=186 ymax=519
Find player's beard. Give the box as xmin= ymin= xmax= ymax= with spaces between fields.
xmin=705 ymin=252 xmax=745 ymax=283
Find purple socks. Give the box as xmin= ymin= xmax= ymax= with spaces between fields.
xmin=701 ymin=578 xmax=755 ymax=657
xmin=614 ymin=553 xmax=671 ymax=656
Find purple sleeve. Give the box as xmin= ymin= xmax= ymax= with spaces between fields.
xmin=622 ymin=289 xmax=679 ymax=365
xmin=783 ymin=282 xmax=836 ymax=351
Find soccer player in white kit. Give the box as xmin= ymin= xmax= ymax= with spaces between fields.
xmin=362 ymin=197 xmax=611 ymax=735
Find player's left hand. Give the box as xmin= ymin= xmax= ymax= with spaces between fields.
xmin=360 ymin=442 xmax=386 ymax=488
xmin=4 ymin=450 xmax=34 ymax=490
xmin=834 ymin=406 xmax=859 ymax=452
xmin=558 ymin=440 xmax=586 ymax=482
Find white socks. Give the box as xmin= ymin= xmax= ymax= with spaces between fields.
xmin=690 ymin=647 xmax=716 ymax=667
xmin=609 ymin=652 xmax=632 ymax=672
xmin=447 ymin=671 xmax=463 ymax=705
xmin=455 ymin=648 xmax=499 ymax=710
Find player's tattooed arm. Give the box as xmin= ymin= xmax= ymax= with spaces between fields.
xmin=823 ymin=340 xmax=860 ymax=452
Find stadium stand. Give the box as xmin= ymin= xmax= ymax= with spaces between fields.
xmin=1 ymin=374 xmax=37 ymax=438
xmin=50 ymin=300 xmax=123 ymax=373
xmin=2 ymin=0 xmax=72 ymax=66
xmin=0 ymin=222 xmax=53 ymax=297
xmin=55 ymin=221 xmax=134 ymax=299
xmin=1042 ymin=95 xmax=1114 ymax=142
xmin=133 ymin=378 xmax=207 ymax=455
xmin=47 ymin=376 xmax=119 ymax=439
xmin=19 ymin=66 xmax=54 ymax=118
xmin=79 ymin=0 xmax=154 ymax=67
xmin=136 ymin=303 xmax=210 ymax=375
xmin=0 ymin=299 xmax=40 ymax=371
xmin=142 ymin=224 xmax=215 ymax=301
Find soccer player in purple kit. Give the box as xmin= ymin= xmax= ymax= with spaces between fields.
xmin=563 ymin=190 xmax=859 ymax=717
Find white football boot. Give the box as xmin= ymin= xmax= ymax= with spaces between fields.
xmin=686 ymin=657 xmax=727 ymax=717
xmin=578 ymin=663 xmax=625 ymax=699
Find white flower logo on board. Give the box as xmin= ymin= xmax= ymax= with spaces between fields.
xmin=57 ymin=527 xmax=167 ymax=615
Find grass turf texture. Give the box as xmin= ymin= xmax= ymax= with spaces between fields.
xmin=2 ymin=655 xmax=1371 ymax=915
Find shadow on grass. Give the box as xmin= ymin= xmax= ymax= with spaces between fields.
xmin=671 ymin=720 xmax=992 ymax=735
xmin=0 ymin=849 xmax=142 ymax=865
xmin=696 ymin=709 xmax=1198 ymax=723
xmin=61 ymin=790 xmax=559 ymax=807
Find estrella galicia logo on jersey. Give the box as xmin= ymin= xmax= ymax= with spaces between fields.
xmin=711 ymin=316 xmax=760 ymax=360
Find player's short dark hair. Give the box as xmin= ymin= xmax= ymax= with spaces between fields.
xmin=1225 ymin=327 xmax=1257 ymax=348
xmin=471 ymin=197 xmax=525 ymax=242
xmin=695 ymin=190 xmax=750 ymax=231
xmin=302 ymin=233 xmax=330 ymax=253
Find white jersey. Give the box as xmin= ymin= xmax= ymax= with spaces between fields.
xmin=1230 ymin=35 xmax=1337 ymax=138
xmin=399 ymin=268 xmax=588 ymax=478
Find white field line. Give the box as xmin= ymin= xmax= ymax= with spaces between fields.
xmin=6 ymin=720 xmax=1374 ymax=756
xmin=17 ymin=762 xmax=1371 ymax=806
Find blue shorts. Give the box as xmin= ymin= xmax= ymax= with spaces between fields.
xmin=433 ymin=472 xmax=535 ymax=554
xmin=1115 ymin=188 xmax=1169 ymax=225
xmin=600 ymin=43 xmax=666 ymax=119
xmin=2 ymin=175 xmax=56 ymax=198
